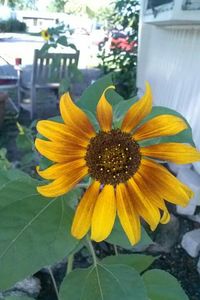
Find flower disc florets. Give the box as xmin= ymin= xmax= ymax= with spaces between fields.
xmin=85 ymin=129 xmax=141 ymax=185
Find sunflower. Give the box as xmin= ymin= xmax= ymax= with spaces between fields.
xmin=41 ymin=29 xmax=51 ymax=41
xmin=35 ymin=83 xmax=200 ymax=245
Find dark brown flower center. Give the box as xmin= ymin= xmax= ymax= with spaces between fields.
xmin=85 ymin=129 xmax=141 ymax=185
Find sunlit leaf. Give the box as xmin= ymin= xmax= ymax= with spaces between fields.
xmin=77 ymin=73 xmax=123 ymax=113
xmin=113 ymin=96 xmax=137 ymax=123
xmin=0 ymin=178 xmax=78 ymax=290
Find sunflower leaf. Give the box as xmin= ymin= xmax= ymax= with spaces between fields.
xmin=59 ymin=264 xmax=148 ymax=300
xmin=143 ymin=269 xmax=189 ymax=300
xmin=0 ymin=169 xmax=27 ymax=188
xmin=106 ymin=218 xmax=152 ymax=249
xmin=77 ymin=73 xmax=123 ymax=113
xmin=102 ymin=254 xmax=155 ymax=273
xmin=113 ymin=96 xmax=138 ymax=123
xmin=0 ymin=177 xmax=78 ymax=290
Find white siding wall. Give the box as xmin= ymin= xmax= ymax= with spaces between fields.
xmin=137 ymin=17 xmax=200 ymax=172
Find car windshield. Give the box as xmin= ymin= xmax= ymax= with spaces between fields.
xmin=112 ymin=32 xmax=126 ymax=39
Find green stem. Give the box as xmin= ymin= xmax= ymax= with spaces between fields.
xmin=77 ymin=183 xmax=90 ymax=188
xmin=67 ymin=253 xmax=74 ymax=275
xmin=113 ymin=244 xmax=119 ymax=256
xmin=86 ymin=235 xmax=98 ymax=266
xmin=48 ymin=267 xmax=60 ymax=300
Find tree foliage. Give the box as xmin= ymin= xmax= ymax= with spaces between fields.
xmin=99 ymin=0 xmax=139 ymax=99
xmin=48 ymin=0 xmax=68 ymax=12
xmin=0 ymin=0 xmax=36 ymax=9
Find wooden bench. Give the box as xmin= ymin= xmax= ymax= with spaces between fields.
xmin=19 ymin=49 xmax=80 ymax=119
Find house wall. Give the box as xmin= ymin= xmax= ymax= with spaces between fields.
xmin=137 ymin=2 xmax=200 ymax=173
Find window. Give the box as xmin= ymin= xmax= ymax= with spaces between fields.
xmin=145 ymin=0 xmax=174 ymax=16
xmin=182 ymin=0 xmax=200 ymax=10
xmin=147 ymin=0 xmax=174 ymax=9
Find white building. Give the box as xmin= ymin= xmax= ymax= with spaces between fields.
xmin=137 ymin=0 xmax=200 ymax=173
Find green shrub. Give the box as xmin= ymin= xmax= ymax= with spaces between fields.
xmin=0 ymin=18 xmax=27 ymax=33
xmin=98 ymin=0 xmax=139 ymax=99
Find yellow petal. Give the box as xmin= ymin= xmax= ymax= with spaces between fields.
xmin=127 ymin=177 xmax=160 ymax=231
xmin=71 ymin=181 xmax=100 ymax=239
xmin=36 ymin=159 xmax=86 ymax=180
xmin=121 ymin=82 xmax=152 ymax=133
xmin=160 ymin=210 xmax=171 ymax=224
xmin=96 ymin=87 xmax=114 ymax=131
xmin=133 ymin=114 xmax=187 ymax=141
xmin=139 ymin=159 xmax=193 ymax=207
xmin=37 ymin=120 xmax=89 ymax=148
xmin=134 ymin=171 xmax=170 ymax=225
xmin=60 ymin=93 xmax=95 ymax=140
xmin=91 ymin=185 xmax=116 ymax=242
xmin=37 ymin=166 xmax=88 ymax=197
xmin=141 ymin=143 xmax=200 ymax=164
xmin=35 ymin=138 xmax=86 ymax=163
xmin=116 ymin=183 xmax=141 ymax=245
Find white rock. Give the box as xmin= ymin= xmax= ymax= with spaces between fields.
xmin=181 ymin=229 xmax=200 ymax=257
xmin=197 ymin=257 xmax=200 ymax=274
xmin=187 ymin=214 xmax=200 ymax=223
xmin=168 ymin=163 xmax=192 ymax=175
xmin=4 ymin=277 xmax=41 ymax=298
xmin=176 ymin=198 xmax=197 ymax=215
xmin=193 ymin=161 xmax=200 ymax=175
xmin=176 ymin=168 xmax=200 ymax=215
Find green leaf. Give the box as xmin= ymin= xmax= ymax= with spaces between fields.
xmin=113 ymin=96 xmax=138 ymax=123
xmin=102 ymin=254 xmax=155 ymax=273
xmin=16 ymin=134 xmax=32 ymax=152
xmin=143 ymin=269 xmax=189 ymax=300
xmin=67 ymin=43 xmax=78 ymax=51
xmin=82 ymin=109 xmax=99 ymax=131
xmin=39 ymin=43 xmax=51 ymax=54
xmin=0 ymin=177 xmax=38 ymax=209
xmin=59 ymin=264 xmax=148 ymax=300
xmin=77 ymin=74 xmax=123 ymax=114
xmin=106 ymin=219 xmax=152 ymax=249
xmin=0 ymin=169 xmax=27 ymax=189
xmin=0 ymin=179 xmax=78 ymax=289
xmin=57 ymin=35 xmax=68 ymax=46
xmin=59 ymin=78 xmax=70 ymax=95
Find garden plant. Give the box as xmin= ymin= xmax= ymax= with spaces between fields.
xmin=0 ymin=73 xmax=199 ymax=299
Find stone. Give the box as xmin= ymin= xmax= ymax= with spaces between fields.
xmin=176 ymin=197 xmax=197 ymax=215
xmin=168 ymin=162 xmax=192 ymax=175
xmin=176 ymin=168 xmax=200 ymax=215
xmin=187 ymin=214 xmax=200 ymax=223
xmin=146 ymin=214 xmax=180 ymax=254
xmin=3 ymin=277 xmax=41 ymax=298
xmin=197 ymin=257 xmax=200 ymax=275
xmin=181 ymin=229 xmax=200 ymax=257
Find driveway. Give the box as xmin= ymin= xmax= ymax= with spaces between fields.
xmin=0 ymin=32 xmax=99 ymax=70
